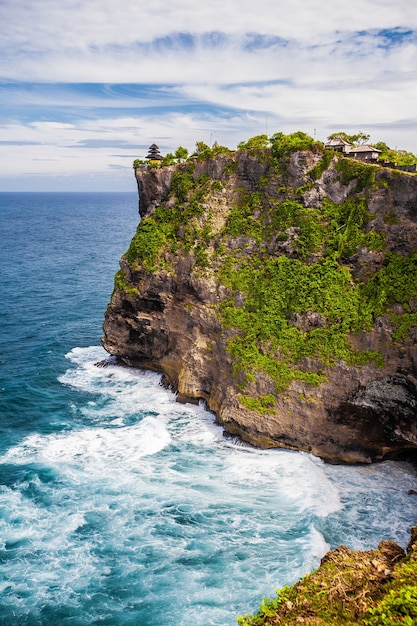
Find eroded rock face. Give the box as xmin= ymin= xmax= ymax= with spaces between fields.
xmin=136 ymin=165 xmax=175 ymax=217
xmin=102 ymin=149 xmax=417 ymax=463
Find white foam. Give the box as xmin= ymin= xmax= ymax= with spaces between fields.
xmin=63 ymin=347 xmax=174 ymax=409
xmin=308 ymin=525 xmax=331 ymax=561
xmin=60 ymin=347 xmax=225 ymax=449
xmin=59 ymin=347 xmax=342 ymax=518
xmin=0 ymin=484 xmax=98 ymax=603
xmin=1 ymin=416 xmax=171 ymax=476
xmin=222 ymin=448 xmax=342 ymax=517
xmin=322 ymin=459 xmax=417 ymax=549
xmin=1 ymin=344 xmax=416 ymax=624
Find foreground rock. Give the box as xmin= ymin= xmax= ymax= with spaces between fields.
xmin=237 ymin=526 xmax=417 ymax=625
xmin=102 ymin=137 xmax=417 ymax=463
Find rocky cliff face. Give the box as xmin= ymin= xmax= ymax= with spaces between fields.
xmin=102 ymin=142 xmax=417 ymax=463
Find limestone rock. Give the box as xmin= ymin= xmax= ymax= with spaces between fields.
xmin=102 ymin=145 xmax=417 ymax=463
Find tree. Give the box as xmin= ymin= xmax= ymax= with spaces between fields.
xmin=327 ymin=131 xmax=370 ymax=145
xmin=237 ymin=134 xmax=269 ymax=151
xmin=373 ymin=141 xmax=389 ymax=153
xmin=373 ymin=142 xmax=417 ymax=166
xmin=270 ymin=131 xmax=318 ymax=158
xmin=161 ymin=152 xmax=176 ymax=166
xmin=354 ymin=132 xmax=371 ymax=145
xmin=211 ymin=142 xmax=231 ymax=156
xmin=174 ymin=146 xmax=189 ymax=163
xmin=195 ymin=141 xmax=211 ymax=153
xmin=193 ymin=141 xmax=214 ymax=160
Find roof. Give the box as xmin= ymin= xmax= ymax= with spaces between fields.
xmin=146 ymin=143 xmax=163 ymax=160
xmin=347 ymin=145 xmax=382 ymax=153
xmin=325 ymin=138 xmax=352 ymax=147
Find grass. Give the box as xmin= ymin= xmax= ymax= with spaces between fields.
xmin=237 ymin=534 xmax=417 ymax=625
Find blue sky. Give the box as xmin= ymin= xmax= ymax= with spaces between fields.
xmin=0 ymin=0 xmax=416 ymax=191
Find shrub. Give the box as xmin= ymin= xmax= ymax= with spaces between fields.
xmin=270 ymin=131 xmax=322 ymax=159
xmin=125 ymin=218 xmax=167 ymax=271
xmin=237 ymin=135 xmax=269 ymax=152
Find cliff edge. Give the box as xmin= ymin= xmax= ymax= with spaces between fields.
xmin=238 ymin=525 xmax=417 ymax=624
xmin=102 ymin=135 xmax=417 ymax=463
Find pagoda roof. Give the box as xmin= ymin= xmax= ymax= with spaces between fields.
xmin=146 ymin=143 xmax=163 ymax=160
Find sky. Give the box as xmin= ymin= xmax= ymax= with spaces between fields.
xmin=0 ymin=1 xmax=416 ymax=191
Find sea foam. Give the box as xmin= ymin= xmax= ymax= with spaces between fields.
xmin=0 ymin=345 xmax=416 ymax=625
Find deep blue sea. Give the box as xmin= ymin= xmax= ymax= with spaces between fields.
xmin=0 ymin=192 xmax=416 ymax=626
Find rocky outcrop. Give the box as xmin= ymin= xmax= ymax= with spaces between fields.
xmin=237 ymin=526 xmax=417 ymax=624
xmin=102 ymin=144 xmax=417 ymax=463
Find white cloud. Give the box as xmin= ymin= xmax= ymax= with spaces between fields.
xmin=1 ymin=17 xmax=416 ymax=85
xmin=1 ymin=0 xmax=416 ymax=54
xmin=0 ymin=111 xmax=268 ymax=191
xmin=0 ymin=0 xmax=416 ymax=189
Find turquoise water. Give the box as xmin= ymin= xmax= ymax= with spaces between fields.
xmin=0 ymin=192 xmax=416 ymax=625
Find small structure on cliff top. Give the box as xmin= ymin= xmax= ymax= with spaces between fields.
xmin=146 ymin=143 xmax=163 ymax=165
xmin=347 ymin=144 xmax=382 ymax=162
xmin=324 ymin=137 xmax=352 ymax=154
xmin=324 ymin=137 xmax=382 ymax=162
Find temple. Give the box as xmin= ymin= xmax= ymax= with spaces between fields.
xmin=146 ymin=143 xmax=163 ymax=164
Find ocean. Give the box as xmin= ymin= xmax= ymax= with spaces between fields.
xmin=0 ymin=191 xmax=416 ymax=626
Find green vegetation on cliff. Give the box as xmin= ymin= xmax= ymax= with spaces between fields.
xmin=237 ymin=529 xmax=417 ymax=625
xmin=113 ymin=133 xmax=417 ymax=625
xmin=124 ymin=167 xmax=212 ymax=271
xmin=121 ymin=132 xmax=417 ymax=403
xmin=374 ymin=142 xmax=417 ymax=167
xmin=219 ymin=254 xmax=382 ymax=395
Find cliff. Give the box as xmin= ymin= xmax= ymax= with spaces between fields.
xmin=102 ymin=135 xmax=417 ymax=464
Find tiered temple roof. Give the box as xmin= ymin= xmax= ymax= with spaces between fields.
xmin=146 ymin=143 xmax=163 ymax=161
